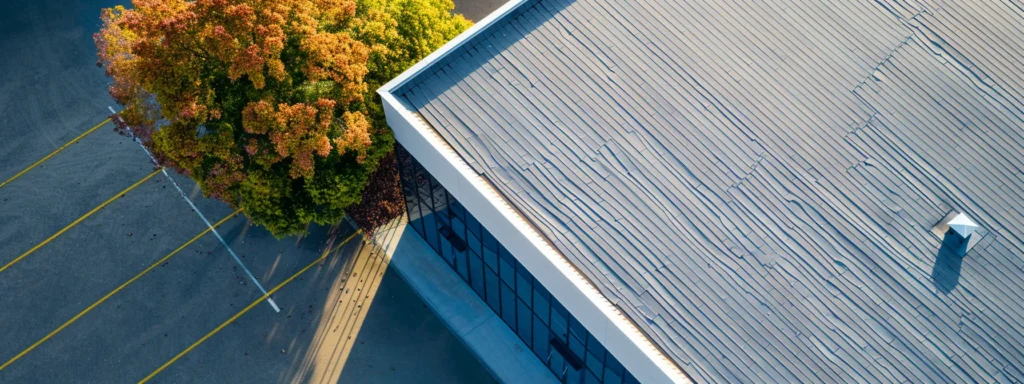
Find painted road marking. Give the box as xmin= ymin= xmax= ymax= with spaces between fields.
xmin=0 ymin=169 xmax=161 ymax=274
xmin=107 ymin=106 xmax=280 ymax=313
xmin=0 ymin=118 xmax=111 ymax=190
xmin=0 ymin=210 xmax=242 ymax=372
xmin=137 ymin=230 xmax=362 ymax=384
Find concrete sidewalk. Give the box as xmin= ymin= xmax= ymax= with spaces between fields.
xmin=372 ymin=217 xmax=557 ymax=384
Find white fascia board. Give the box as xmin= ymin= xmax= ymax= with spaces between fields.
xmin=379 ymin=93 xmax=689 ymax=384
xmin=380 ymin=0 xmax=531 ymax=92
xmin=377 ymin=5 xmax=691 ymax=376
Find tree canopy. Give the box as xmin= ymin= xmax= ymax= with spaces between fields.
xmin=96 ymin=0 xmax=470 ymax=236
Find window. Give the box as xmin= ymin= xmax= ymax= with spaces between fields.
xmin=551 ymin=301 xmax=569 ymax=342
xmin=517 ymin=299 xmax=533 ymax=346
xmin=533 ymin=316 xmax=550 ymax=357
xmin=455 ymin=249 xmax=469 ymax=281
xmin=467 ymin=212 xmax=482 ymax=239
xmin=440 ymin=236 xmax=454 ymax=266
xmin=499 ymin=255 xmax=515 ymax=286
xmin=534 ymin=284 xmax=550 ymax=325
xmin=501 ymin=283 xmax=517 ymax=331
xmin=469 ymin=252 xmax=485 ymax=298
xmin=395 ymin=144 xmax=637 ymax=384
xmin=483 ymin=229 xmax=497 ymax=252
xmin=421 ymin=206 xmax=440 ymax=253
xmin=516 ymin=261 xmax=533 ymax=306
xmin=485 ymin=268 xmax=501 ymax=313
xmin=569 ymin=335 xmax=587 ymax=363
xmin=483 ymin=247 xmax=498 ymax=271
xmin=467 ymin=227 xmax=482 ymax=255
xmin=450 ymin=215 xmax=466 ymax=241
xmin=548 ymin=348 xmax=567 ymax=381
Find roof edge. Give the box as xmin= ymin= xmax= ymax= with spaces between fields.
xmin=380 ymin=91 xmax=691 ymax=383
xmin=379 ymin=0 xmax=533 ymax=95
xmin=377 ymin=2 xmax=692 ymax=382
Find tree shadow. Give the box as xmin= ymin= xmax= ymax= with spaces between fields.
xmin=930 ymin=231 xmax=965 ymax=294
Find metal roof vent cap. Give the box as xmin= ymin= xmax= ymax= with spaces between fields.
xmin=948 ymin=213 xmax=979 ymax=239
xmin=931 ymin=211 xmax=985 ymax=257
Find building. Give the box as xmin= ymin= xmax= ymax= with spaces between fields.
xmin=378 ymin=0 xmax=1024 ymax=382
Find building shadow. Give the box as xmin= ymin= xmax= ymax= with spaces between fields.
xmin=277 ymin=218 xmax=495 ymax=384
xmin=930 ymin=231 xmax=965 ymax=294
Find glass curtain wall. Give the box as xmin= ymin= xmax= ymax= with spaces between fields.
xmin=396 ymin=145 xmax=639 ymax=384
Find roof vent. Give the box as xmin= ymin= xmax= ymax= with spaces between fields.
xmin=947 ymin=213 xmax=979 ymax=239
xmin=931 ymin=211 xmax=985 ymax=256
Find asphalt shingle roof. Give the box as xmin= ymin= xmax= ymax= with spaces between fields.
xmin=397 ymin=0 xmax=1024 ymax=381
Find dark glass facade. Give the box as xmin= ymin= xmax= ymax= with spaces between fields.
xmin=396 ymin=146 xmax=639 ymax=384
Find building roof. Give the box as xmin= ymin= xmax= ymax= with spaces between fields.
xmin=396 ymin=0 xmax=1024 ymax=382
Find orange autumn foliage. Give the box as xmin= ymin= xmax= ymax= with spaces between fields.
xmin=96 ymin=0 xmax=470 ymax=236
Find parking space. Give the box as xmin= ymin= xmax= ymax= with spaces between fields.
xmin=0 ymin=125 xmax=159 ymax=264
xmin=0 ymin=0 xmax=498 ymax=382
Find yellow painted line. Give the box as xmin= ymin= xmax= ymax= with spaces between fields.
xmin=0 ymin=210 xmax=242 ymax=372
xmin=0 ymin=118 xmax=111 ymax=189
xmin=138 ymin=230 xmax=363 ymax=384
xmin=0 ymin=169 xmax=161 ymax=274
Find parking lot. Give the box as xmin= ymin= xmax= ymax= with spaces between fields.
xmin=0 ymin=0 xmax=496 ymax=382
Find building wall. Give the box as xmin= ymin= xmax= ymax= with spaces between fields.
xmin=397 ymin=145 xmax=639 ymax=384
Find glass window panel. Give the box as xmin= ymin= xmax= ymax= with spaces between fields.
xmin=501 ymin=283 xmax=517 ymax=331
xmin=430 ymin=177 xmax=448 ymax=212
xmin=605 ymin=353 xmax=624 ymax=376
xmin=419 ymin=196 xmax=434 ymax=216
xmin=515 ymin=262 xmax=532 ymax=305
xmin=419 ymin=189 xmax=433 ymax=211
xmin=604 ymin=366 xmax=623 ymax=384
xmin=435 ymin=203 xmax=451 ymax=227
xmin=516 ymin=260 xmax=533 ymax=281
xmin=469 ymin=252 xmax=485 ymax=299
xmin=455 ymin=249 xmax=469 ymax=282
xmin=467 ymin=227 xmax=482 ymax=255
xmin=416 ymin=170 xmax=432 ymax=208
xmin=483 ymin=230 xmax=497 ymax=252
xmin=450 ymin=214 xmax=465 ymax=238
xmin=569 ymin=335 xmax=586 ymax=363
xmin=533 ymin=287 xmax=550 ymax=325
xmin=447 ymin=192 xmax=466 ymax=220
xmin=499 ymin=257 xmax=515 ymax=286
xmin=483 ymin=247 xmax=498 ymax=271
xmin=485 ymin=268 xmax=501 ymax=314
xmin=565 ymin=366 xmax=582 ymax=384
xmin=587 ymin=333 xmax=607 ymax=361
xmin=516 ymin=279 xmax=532 ymax=307
xmin=584 ymin=369 xmax=601 ymax=384
xmin=422 ymin=209 xmax=440 ymax=254
xmin=534 ymin=280 xmax=550 ymax=299
xmin=532 ymin=316 xmax=549 ymax=358
xmin=516 ymin=299 xmax=532 ymax=347
xmin=467 ymin=212 xmax=482 ymax=238
xmin=618 ymin=370 xmax=634 ymax=384
xmin=419 ymin=193 xmax=434 ymax=212
xmin=440 ymin=237 xmax=454 ymax=266
xmin=586 ymin=350 xmax=604 ymax=379
xmin=551 ymin=301 xmax=569 ymax=341
xmin=406 ymin=200 xmax=425 ymax=237
xmin=569 ymin=317 xmax=587 ymax=339
xmin=498 ymin=243 xmax=514 ymax=264
xmin=548 ymin=349 xmax=566 ymax=381
xmin=623 ymin=371 xmax=639 ymax=384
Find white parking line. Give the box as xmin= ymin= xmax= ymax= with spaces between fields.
xmin=107 ymin=106 xmax=280 ymax=313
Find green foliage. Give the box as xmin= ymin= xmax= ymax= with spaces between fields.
xmin=97 ymin=0 xmax=471 ymax=237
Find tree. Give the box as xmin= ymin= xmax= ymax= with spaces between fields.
xmin=95 ymin=0 xmax=470 ymax=236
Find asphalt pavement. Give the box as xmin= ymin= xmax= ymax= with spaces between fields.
xmin=0 ymin=0 xmax=501 ymax=382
